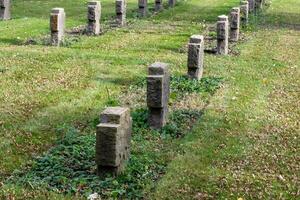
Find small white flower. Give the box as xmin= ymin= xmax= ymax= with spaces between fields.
xmin=88 ymin=193 xmax=100 ymax=200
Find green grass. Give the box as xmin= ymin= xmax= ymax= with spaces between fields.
xmin=0 ymin=0 xmax=238 ymax=177
xmin=152 ymin=0 xmax=300 ymax=199
xmin=1 ymin=0 xmax=299 ymax=199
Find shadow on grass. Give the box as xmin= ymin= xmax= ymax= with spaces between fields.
xmin=0 ymin=38 xmax=23 ymax=45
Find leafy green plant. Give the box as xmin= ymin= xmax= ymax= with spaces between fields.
xmin=8 ymin=107 xmax=203 ymax=199
xmin=161 ymin=109 xmax=202 ymax=138
xmin=170 ymin=75 xmax=223 ymax=95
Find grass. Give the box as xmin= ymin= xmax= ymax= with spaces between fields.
xmin=152 ymin=0 xmax=300 ymax=199
xmin=0 ymin=0 xmax=299 ymax=199
xmin=2 ymin=75 xmax=222 ymax=199
xmin=0 ymin=0 xmax=238 ymax=177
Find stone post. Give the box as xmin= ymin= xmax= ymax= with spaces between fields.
xmin=168 ymin=0 xmax=176 ymax=7
xmin=138 ymin=0 xmax=147 ymax=17
xmin=187 ymin=35 xmax=204 ymax=80
xmin=216 ymin=15 xmax=229 ymax=55
xmin=155 ymin=0 xmax=163 ymax=12
xmin=147 ymin=62 xmax=170 ymax=129
xmin=255 ymin=0 xmax=263 ymax=11
xmin=229 ymin=7 xmax=240 ymax=42
xmin=116 ymin=0 xmax=126 ymax=26
xmin=247 ymin=0 xmax=255 ymax=13
xmin=0 ymin=0 xmax=10 ymax=20
xmin=240 ymin=1 xmax=249 ymax=26
xmin=87 ymin=1 xmax=101 ymax=35
xmin=96 ymin=107 xmax=132 ymax=176
xmin=50 ymin=8 xmax=65 ymax=46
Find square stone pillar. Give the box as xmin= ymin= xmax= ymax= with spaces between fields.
xmin=247 ymin=0 xmax=255 ymax=13
xmin=255 ymin=0 xmax=263 ymax=11
xmin=216 ymin=15 xmax=229 ymax=55
xmin=138 ymin=0 xmax=147 ymax=17
xmin=187 ymin=35 xmax=204 ymax=80
xmin=155 ymin=0 xmax=163 ymax=12
xmin=87 ymin=1 xmax=101 ymax=35
xmin=168 ymin=0 xmax=176 ymax=7
xmin=50 ymin=8 xmax=65 ymax=46
xmin=116 ymin=0 xmax=126 ymax=26
xmin=240 ymin=1 xmax=249 ymax=26
xmin=229 ymin=7 xmax=240 ymax=42
xmin=0 ymin=0 xmax=10 ymax=20
xmin=147 ymin=62 xmax=170 ymax=129
xmin=96 ymin=107 xmax=132 ymax=176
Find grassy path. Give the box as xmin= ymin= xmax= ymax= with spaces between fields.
xmin=153 ymin=0 xmax=300 ymax=199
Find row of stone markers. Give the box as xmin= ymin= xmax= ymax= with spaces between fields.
xmin=216 ymin=0 xmax=267 ymax=55
xmin=1 ymin=0 xmax=178 ymax=21
xmin=95 ymin=34 xmax=205 ymax=175
xmin=49 ymin=0 xmax=178 ymax=46
xmin=94 ymin=0 xmax=267 ymax=177
xmin=95 ymin=35 xmax=205 ymax=175
xmin=1 ymin=0 xmax=178 ymax=44
xmin=96 ymin=62 xmax=170 ymax=176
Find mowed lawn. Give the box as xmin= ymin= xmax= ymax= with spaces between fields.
xmin=0 ymin=0 xmax=299 ymax=199
xmin=153 ymin=0 xmax=300 ymax=199
xmin=0 ymin=0 xmax=238 ymax=183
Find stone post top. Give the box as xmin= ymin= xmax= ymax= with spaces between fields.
xmin=102 ymin=107 xmax=129 ymax=115
xmin=51 ymin=8 xmax=65 ymax=13
xmin=0 ymin=0 xmax=9 ymax=4
xmin=189 ymin=35 xmax=204 ymax=44
xmin=231 ymin=7 xmax=240 ymax=12
xmin=88 ymin=1 xmax=101 ymax=5
xmin=148 ymin=62 xmax=169 ymax=75
xmin=218 ymin=15 xmax=228 ymax=21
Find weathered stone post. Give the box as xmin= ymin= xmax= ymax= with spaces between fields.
xmin=248 ymin=0 xmax=255 ymax=13
xmin=87 ymin=1 xmax=101 ymax=35
xmin=138 ymin=0 xmax=147 ymax=17
xmin=187 ymin=35 xmax=204 ymax=80
xmin=240 ymin=1 xmax=249 ymax=26
xmin=116 ymin=0 xmax=126 ymax=26
xmin=147 ymin=62 xmax=170 ymax=129
xmin=168 ymin=0 xmax=176 ymax=7
xmin=155 ymin=0 xmax=163 ymax=12
xmin=216 ymin=15 xmax=229 ymax=55
xmin=255 ymin=0 xmax=263 ymax=11
xmin=96 ymin=107 xmax=132 ymax=176
xmin=50 ymin=8 xmax=65 ymax=46
xmin=0 ymin=0 xmax=10 ymax=20
xmin=229 ymin=7 xmax=240 ymax=42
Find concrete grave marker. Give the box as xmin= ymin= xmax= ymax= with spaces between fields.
xmin=255 ymin=0 xmax=263 ymax=11
xmin=116 ymin=0 xmax=126 ymax=26
xmin=247 ymin=0 xmax=255 ymax=13
xmin=147 ymin=62 xmax=170 ymax=129
xmin=155 ymin=0 xmax=163 ymax=12
xmin=168 ymin=0 xmax=176 ymax=7
xmin=229 ymin=7 xmax=240 ymax=42
xmin=138 ymin=0 xmax=147 ymax=17
xmin=216 ymin=15 xmax=229 ymax=55
xmin=240 ymin=1 xmax=249 ymax=26
xmin=187 ymin=35 xmax=204 ymax=80
xmin=96 ymin=107 xmax=132 ymax=176
xmin=50 ymin=8 xmax=65 ymax=46
xmin=0 ymin=0 xmax=10 ymax=20
xmin=87 ymin=1 xmax=101 ymax=35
